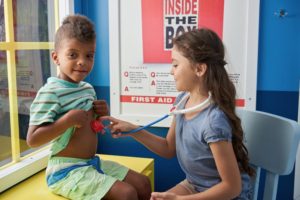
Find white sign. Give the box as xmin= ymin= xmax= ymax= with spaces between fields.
xmin=109 ymin=0 xmax=260 ymax=127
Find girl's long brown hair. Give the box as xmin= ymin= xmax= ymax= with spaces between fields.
xmin=173 ymin=28 xmax=254 ymax=176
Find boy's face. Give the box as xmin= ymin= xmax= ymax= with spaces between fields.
xmin=52 ymin=38 xmax=96 ymax=83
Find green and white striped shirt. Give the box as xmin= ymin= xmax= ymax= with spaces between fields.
xmin=29 ymin=77 xmax=97 ymax=155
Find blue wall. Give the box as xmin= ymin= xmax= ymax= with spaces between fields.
xmin=75 ymin=0 xmax=300 ymax=199
xmin=255 ymin=1 xmax=300 ymax=199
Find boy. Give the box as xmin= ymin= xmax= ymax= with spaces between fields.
xmin=27 ymin=14 xmax=151 ymax=200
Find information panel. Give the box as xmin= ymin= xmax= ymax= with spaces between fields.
xmin=109 ymin=0 xmax=260 ymax=127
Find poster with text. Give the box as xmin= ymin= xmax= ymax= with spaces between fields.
xmin=110 ymin=0 xmax=259 ymax=126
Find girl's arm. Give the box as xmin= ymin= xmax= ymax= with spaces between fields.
xmin=27 ymin=109 xmax=89 ymax=147
xmin=101 ymin=116 xmax=177 ymax=158
xmin=196 ymin=141 xmax=242 ymax=199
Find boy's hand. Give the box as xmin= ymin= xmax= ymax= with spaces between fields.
xmin=66 ymin=109 xmax=89 ymax=128
xmin=93 ymin=100 xmax=109 ymax=116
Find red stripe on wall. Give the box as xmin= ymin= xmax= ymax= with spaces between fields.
xmin=121 ymin=95 xmax=244 ymax=107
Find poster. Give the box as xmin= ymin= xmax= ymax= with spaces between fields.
xmin=142 ymin=0 xmax=224 ymax=63
xmin=109 ymin=0 xmax=259 ymax=126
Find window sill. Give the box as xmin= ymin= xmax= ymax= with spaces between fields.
xmin=0 ymin=147 xmax=50 ymax=192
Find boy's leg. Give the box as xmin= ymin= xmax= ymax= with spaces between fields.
xmin=100 ymin=159 xmax=151 ymax=199
xmin=103 ymin=180 xmax=138 ymax=200
xmin=123 ymin=169 xmax=152 ymax=200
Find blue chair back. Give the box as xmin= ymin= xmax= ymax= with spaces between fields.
xmin=236 ymin=109 xmax=300 ymax=200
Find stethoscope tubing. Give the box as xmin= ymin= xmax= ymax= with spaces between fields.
xmin=119 ymin=92 xmax=212 ymax=135
xmin=121 ymin=114 xmax=170 ymax=134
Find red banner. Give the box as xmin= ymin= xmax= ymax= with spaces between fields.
xmin=121 ymin=95 xmax=244 ymax=107
xmin=121 ymin=95 xmax=176 ymax=104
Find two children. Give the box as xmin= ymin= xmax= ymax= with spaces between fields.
xmin=28 ymin=13 xmax=253 ymax=200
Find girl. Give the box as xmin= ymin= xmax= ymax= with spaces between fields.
xmin=102 ymin=28 xmax=254 ymax=200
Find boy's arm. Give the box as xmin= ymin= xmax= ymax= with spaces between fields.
xmin=27 ymin=109 xmax=88 ymax=147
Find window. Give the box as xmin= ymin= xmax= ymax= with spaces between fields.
xmin=0 ymin=0 xmax=73 ymax=192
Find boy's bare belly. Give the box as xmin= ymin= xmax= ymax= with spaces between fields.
xmin=56 ymin=109 xmax=98 ymax=159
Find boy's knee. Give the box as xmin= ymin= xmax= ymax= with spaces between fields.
xmin=137 ymin=175 xmax=151 ymax=200
xmin=122 ymin=185 xmax=138 ymax=200
xmin=105 ymin=181 xmax=138 ymax=200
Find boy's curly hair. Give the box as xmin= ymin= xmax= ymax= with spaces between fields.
xmin=54 ymin=14 xmax=96 ymax=50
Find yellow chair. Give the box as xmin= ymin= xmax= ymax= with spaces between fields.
xmin=0 ymin=154 xmax=154 ymax=200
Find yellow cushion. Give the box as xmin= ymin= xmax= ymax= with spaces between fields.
xmin=0 ymin=154 xmax=154 ymax=200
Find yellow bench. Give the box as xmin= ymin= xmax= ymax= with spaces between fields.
xmin=0 ymin=154 xmax=154 ymax=200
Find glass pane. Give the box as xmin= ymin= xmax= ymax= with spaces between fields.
xmin=0 ymin=1 xmax=5 ymax=41
xmin=0 ymin=51 xmax=12 ymax=167
xmin=15 ymin=50 xmax=54 ymax=157
xmin=13 ymin=0 xmax=55 ymax=42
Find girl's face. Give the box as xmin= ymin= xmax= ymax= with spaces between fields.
xmin=51 ymin=38 xmax=96 ymax=83
xmin=171 ymin=47 xmax=201 ymax=92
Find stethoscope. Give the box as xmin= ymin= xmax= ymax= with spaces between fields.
xmin=119 ymin=92 xmax=212 ymax=134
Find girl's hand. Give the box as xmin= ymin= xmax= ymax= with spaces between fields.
xmin=93 ymin=100 xmax=109 ymax=116
xmin=151 ymin=192 xmax=179 ymax=200
xmin=65 ymin=109 xmax=89 ymax=128
xmin=100 ymin=116 xmax=138 ymax=137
